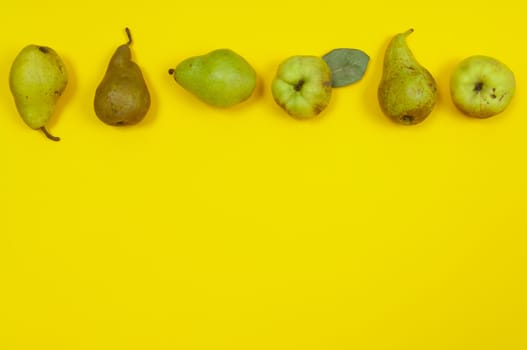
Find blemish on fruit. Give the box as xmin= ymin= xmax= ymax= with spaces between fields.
xmin=401 ymin=115 xmax=414 ymax=124
xmin=312 ymin=103 xmax=326 ymax=115
xmin=294 ymin=79 xmax=305 ymax=92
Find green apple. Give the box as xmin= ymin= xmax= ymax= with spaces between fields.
xmin=271 ymin=55 xmax=332 ymax=118
xmin=450 ymin=55 xmax=515 ymax=118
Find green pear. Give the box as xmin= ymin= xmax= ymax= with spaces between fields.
xmin=94 ymin=28 xmax=151 ymax=126
xmin=168 ymin=49 xmax=256 ymax=107
xmin=378 ymin=29 xmax=437 ymax=125
xmin=9 ymin=45 xmax=68 ymax=141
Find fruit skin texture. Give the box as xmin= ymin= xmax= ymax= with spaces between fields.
xmin=169 ymin=49 xmax=256 ymax=107
xmin=271 ymin=55 xmax=332 ymax=119
xmin=94 ymin=29 xmax=151 ymax=126
xmin=450 ymin=55 xmax=515 ymax=118
xmin=378 ymin=29 xmax=437 ymax=125
xmin=9 ymin=45 xmax=68 ymax=141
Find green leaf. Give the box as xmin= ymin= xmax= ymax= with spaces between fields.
xmin=322 ymin=48 xmax=369 ymax=88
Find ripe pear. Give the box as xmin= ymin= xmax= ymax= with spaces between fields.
xmin=94 ymin=28 xmax=150 ymax=126
xmin=168 ymin=49 xmax=256 ymax=107
xmin=378 ymin=29 xmax=437 ymax=125
xmin=9 ymin=45 xmax=68 ymax=141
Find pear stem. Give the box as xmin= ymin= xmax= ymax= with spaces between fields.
xmin=168 ymin=69 xmax=175 ymax=75
xmin=125 ymin=27 xmax=133 ymax=45
xmin=40 ymin=127 xmax=60 ymax=142
xmin=404 ymin=28 xmax=414 ymax=36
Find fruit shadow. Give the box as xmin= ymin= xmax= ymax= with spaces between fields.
xmin=362 ymin=36 xmax=393 ymax=126
xmin=226 ymin=70 xmax=266 ymax=113
xmin=437 ymin=58 xmax=465 ymax=120
xmin=253 ymin=72 xmax=266 ymax=102
xmin=0 ymin=49 xmax=20 ymax=125
xmin=259 ymin=60 xmax=283 ymax=117
xmin=137 ymin=69 xmax=159 ymax=128
xmin=48 ymin=55 xmax=77 ymax=136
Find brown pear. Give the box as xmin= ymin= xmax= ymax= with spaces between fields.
xmin=94 ymin=28 xmax=150 ymax=126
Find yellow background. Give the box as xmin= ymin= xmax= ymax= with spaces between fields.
xmin=1 ymin=0 xmax=526 ymax=348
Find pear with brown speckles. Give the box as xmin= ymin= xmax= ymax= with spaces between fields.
xmin=94 ymin=28 xmax=150 ymax=126
xmin=378 ymin=29 xmax=437 ymax=125
xmin=9 ymin=45 xmax=68 ymax=141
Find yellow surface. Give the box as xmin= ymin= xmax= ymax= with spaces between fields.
xmin=1 ymin=0 xmax=526 ymax=348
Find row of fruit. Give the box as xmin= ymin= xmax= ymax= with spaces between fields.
xmin=7 ymin=28 xmax=516 ymax=142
